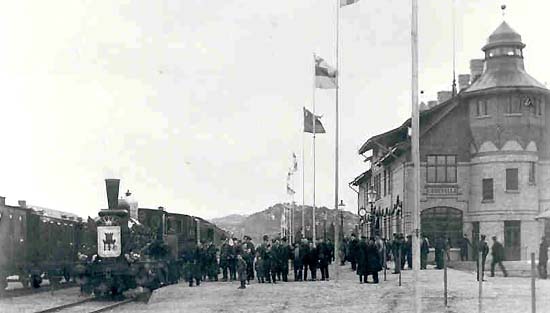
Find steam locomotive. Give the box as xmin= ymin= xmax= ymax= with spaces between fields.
xmin=0 ymin=179 xmax=228 ymax=294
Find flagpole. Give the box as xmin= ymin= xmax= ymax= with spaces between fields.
xmin=411 ymin=0 xmax=421 ymax=312
xmin=334 ymin=0 xmax=341 ymax=281
xmin=312 ymin=53 xmax=317 ymax=246
xmin=302 ymin=132 xmax=305 ymax=239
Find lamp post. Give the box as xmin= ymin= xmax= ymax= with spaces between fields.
xmin=367 ymin=188 xmax=377 ymax=239
xmin=338 ymin=200 xmax=345 ymax=237
xmin=358 ymin=207 xmax=367 ymax=237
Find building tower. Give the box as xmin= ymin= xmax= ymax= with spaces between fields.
xmin=463 ymin=21 xmax=549 ymax=260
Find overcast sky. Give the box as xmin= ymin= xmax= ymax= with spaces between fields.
xmin=1 ymin=0 xmax=549 ymax=220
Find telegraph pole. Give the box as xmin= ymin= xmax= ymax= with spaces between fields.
xmin=411 ymin=0 xmax=421 ymax=312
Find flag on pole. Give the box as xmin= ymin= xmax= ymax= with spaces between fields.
xmin=340 ymin=0 xmax=360 ymax=7
xmin=286 ymin=171 xmax=296 ymax=195
xmin=287 ymin=185 xmax=296 ymax=195
xmin=303 ymin=107 xmax=326 ymax=134
xmin=291 ymin=153 xmax=298 ymax=173
xmin=315 ymin=55 xmax=337 ymax=89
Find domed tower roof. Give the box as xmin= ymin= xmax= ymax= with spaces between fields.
xmin=465 ymin=21 xmax=546 ymax=94
xmin=483 ymin=21 xmax=524 ymax=51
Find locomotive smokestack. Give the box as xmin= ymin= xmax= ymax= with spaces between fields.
xmin=105 ymin=179 xmax=120 ymax=210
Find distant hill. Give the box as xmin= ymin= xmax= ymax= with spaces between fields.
xmin=210 ymin=214 xmax=248 ymax=236
xmin=211 ymin=204 xmax=360 ymax=244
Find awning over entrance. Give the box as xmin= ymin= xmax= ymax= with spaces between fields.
xmin=535 ymin=210 xmax=550 ymax=220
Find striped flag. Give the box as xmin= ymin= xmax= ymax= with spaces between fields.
xmin=303 ymin=107 xmax=326 ymax=134
xmin=315 ymin=55 xmax=337 ymax=89
xmin=340 ymin=0 xmax=360 ymax=7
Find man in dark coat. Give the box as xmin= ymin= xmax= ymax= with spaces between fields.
xmin=392 ymin=233 xmax=404 ymax=273
xmin=206 ymin=242 xmax=218 ymax=281
xmin=405 ymin=235 xmax=413 ymax=270
xmin=257 ymin=235 xmax=272 ymax=283
xmin=420 ymin=235 xmax=430 ymax=270
xmin=301 ymin=239 xmax=311 ymax=281
xmin=307 ymin=241 xmax=318 ymax=281
xmin=459 ymin=234 xmax=471 ymax=261
xmin=477 ymin=234 xmax=489 ymax=281
xmin=538 ymin=236 xmax=549 ymax=279
xmin=434 ymin=236 xmax=446 ymax=270
xmin=243 ymin=236 xmax=256 ymax=282
xmin=220 ymin=239 xmax=231 ymax=281
xmin=366 ymin=238 xmax=382 ymax=283
xmin=236 ymin=254 xmax=247 ymax=289
xmin=229 ymin=238 xmax=239 ymax=281
xmin=293 ymin=243 xmax=303 ymax=281
xmin=183 ymin=245 xmax=201 ymax=287
xmin=270 ymin=239 xmax=280 ymax=282
xmin=326 ymin=239 xmax=335 ymax=263
xmin=490 ymin=236 xmax=508 ymax=277
xmin=317 ymin=238 xmax=330 ymax=281
xmin=348 ymin=234 xmax=359 ymax=271
xmin=356 ymin=236 xmax=368 ymax=283
xmin=279 ymin=237 xmax=291 ymax=282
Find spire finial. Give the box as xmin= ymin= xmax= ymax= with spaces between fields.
xmin=501 ymin=4 xmax=507 ymax=19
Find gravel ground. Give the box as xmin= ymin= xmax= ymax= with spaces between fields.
xmin=116 ymin=263 xmax=550 ymax=313
xmin=2 ymin=264 xmax=548 ymax=313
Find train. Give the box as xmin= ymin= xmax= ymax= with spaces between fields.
xmin=0 ymin=179 xmax=228 ymax=294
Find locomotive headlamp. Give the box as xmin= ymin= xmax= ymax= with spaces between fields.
xmin=358 ymin=207 xmax=367 ymax=217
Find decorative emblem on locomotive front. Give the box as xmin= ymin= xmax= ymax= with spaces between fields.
xmin=97 ymin=226 xmax=121 ymax=257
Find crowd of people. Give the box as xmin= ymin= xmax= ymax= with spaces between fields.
xmin=180 ymin=232 xmax=550 ymax=289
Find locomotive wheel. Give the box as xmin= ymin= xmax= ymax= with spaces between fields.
xmin=31 ymin=274 xmax=42 ymax=288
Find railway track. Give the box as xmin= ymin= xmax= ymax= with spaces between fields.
xmin=34 ymin=296 xmax=137 ymax=313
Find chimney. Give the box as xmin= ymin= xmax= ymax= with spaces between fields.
xmin=0 ymin=196 xmax=5 ymax=206
xmin=105 ymin=179 xmax=120 ymax=210
xmin=437 ymin=91 xmax=452 ymax=103
xmin=458 ymin=74 xmax=471 ymax=91
xmin=470 ymin=59 xmax=484 ymax=82
xmin=419 ymin=101 xmax=428 ymax=111
xmin=18 ymin=200 xmax=27 ymax=208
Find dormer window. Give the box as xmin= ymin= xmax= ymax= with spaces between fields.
xmin=505 ymin=95 xmax=522 ymax=114
xmin=486 ymin=46 xmax=522 ymax=59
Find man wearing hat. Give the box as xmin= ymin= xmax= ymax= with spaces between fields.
xmin=490 ymin=236 xmax=507 ymax=277
xmin=476 ymin=234 xmax=489 ymax=281
xmin=257 ymin=235 xmax=272 ymax=283
xmin=243 ymin=236 xmax=255 ymax=283
xmin=279 ymin=237 xmax=291 ymax=282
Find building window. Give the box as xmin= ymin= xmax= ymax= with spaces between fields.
xmin=374 ymin=174 xmax=381 ymax=200
xmin=383 ymin=170 xmax=387 ymax=197
xmin=476 ymin=99 xmax=488 ymax=116
xmin=482 ymin=178 xmax=493 ymax=201
xmin=388 ymin=170 xmax=393 ymax=195
xmin=506 ymin=168 xmax=519 ymax=191
xmin=426 ymin=155 xmax=457 ymax=183
xmin=505 ymin=96 xmax=522 ymax=114
xmin=529 ymin=162 xmax=536 ymax=184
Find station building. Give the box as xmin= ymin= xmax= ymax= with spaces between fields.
xmin=351 ymin=21 xmax=550 ymax=261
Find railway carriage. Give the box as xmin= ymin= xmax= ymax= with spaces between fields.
xmin=0 ymin=200 xmax=83 ymax=290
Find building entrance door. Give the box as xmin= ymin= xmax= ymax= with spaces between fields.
xmin=504 ymin=220 xmax=521 ymax=261
xmin=420 ymin=207 xmax=463 ymax=248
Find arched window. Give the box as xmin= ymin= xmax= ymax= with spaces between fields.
xmin=421 ymin=207 xmax=463 ymax=247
